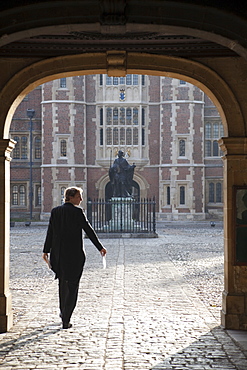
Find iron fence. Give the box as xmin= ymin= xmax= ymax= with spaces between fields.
xmin=87 ymin=197 xmax=156 ymax=234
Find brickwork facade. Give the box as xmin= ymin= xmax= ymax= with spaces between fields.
xmin=10 ymin=86 xmax=42 ymax=220
xmin=9 ymin=75 xmax=223 ymax=221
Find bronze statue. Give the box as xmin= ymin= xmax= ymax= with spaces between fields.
xmin=109 ymin=150 xmax=136 ymax=197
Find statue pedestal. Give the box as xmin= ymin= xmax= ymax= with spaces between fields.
xmin=108 ymin=197 xmax=135 ymax=232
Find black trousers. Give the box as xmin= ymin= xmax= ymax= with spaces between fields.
xmin=58 ymin=278 xmax=80 ymax=324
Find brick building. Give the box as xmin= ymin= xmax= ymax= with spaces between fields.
xmin=9 ymin=75 xmax=223 ymax=221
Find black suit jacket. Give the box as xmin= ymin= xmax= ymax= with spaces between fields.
xmin=43 ymin=202 xmax=103 ymax=280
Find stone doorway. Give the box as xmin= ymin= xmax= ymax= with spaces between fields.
xmin=1 ymin=1 xmax=247 ymax=332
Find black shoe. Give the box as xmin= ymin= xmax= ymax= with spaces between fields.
xmin=62 ymin=322 xmax=72 ymax=329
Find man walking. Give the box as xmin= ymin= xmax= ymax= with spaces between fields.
xmin=42 ymin=186 xmax=107 ymax=329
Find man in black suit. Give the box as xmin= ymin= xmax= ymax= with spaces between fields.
xmin=42 ymin=187 xmax=107 ymax=329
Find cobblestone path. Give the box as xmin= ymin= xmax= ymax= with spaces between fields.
xmin=0 ymin=223 xmax=246 ymax=369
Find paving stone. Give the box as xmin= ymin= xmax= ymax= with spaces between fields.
xmin=0 ymin=223 xmax=246 ymax=369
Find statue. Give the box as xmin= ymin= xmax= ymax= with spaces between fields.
xmin=109 ymin=150 xmax=136 ymax=198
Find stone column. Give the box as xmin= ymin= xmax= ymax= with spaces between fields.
xmin=219 ymin=137 xmax=247 ymax=330
xmin=0 ymin=139 xmax=15 ymax=332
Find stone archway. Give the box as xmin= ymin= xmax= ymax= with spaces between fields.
xmin=0 ymin=51 xmax=247 ymax=331
xmin=96 ymin=172 xmax=148 ymax=201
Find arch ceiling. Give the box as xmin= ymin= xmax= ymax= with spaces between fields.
xmin=1 ymin=1 xmax=247 ymax=137
xmin=0 ymin=1 xmax=246 ymax=58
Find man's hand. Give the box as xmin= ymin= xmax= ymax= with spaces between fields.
xmin=42 ymin=253 xmax=52 ymax=269
xmin=100 ymin=248 xmax=107 ymax=257
xmin=42 ymin=253 xmax=49 ymax=264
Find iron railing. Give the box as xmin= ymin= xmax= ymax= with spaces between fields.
xmin=87 ymin=197 xmax=156 ymax=234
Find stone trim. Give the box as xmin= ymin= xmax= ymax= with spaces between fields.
xmin=107 ymin=51 xmax=127 ymax=77
xmin=219 ymin=137 xmax=247 ymax=156
xmin=0 ymin=139 xmax=15 ymax=160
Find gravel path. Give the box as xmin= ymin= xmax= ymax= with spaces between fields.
xmin=161 ymin=221 xmax=224 ymax=318
xmin=1 ymin=221 xmax=246 ymax=370
xmin=10 ymin=221 xmax=224 ymax=324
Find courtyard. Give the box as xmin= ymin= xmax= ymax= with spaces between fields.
xmin=0 ymin=221 xmax=246 ymax=369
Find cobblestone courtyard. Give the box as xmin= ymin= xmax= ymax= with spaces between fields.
xmin=0 ymin=222 xmax=247 ymax=369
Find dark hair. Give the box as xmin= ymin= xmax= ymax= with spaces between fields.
xmin=64 ymin=187 xmax=83 ymax=202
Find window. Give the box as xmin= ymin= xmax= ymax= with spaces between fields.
xmin=209 ymin=183 xmax=215 ymax=203
xmin=100 ymin=128 xmax=103 ymax=145
xmin=19 ymin=185 xmax=26 ymax=206
xmin=100 ymin=108 xmax=103 ymax=125
xmin=133 ymin=108 xmax=138 ymax=125
xmin=60 ymin=140 xmax=67 ymax=157
xmin=142 ymin=108 xmax=145 ymax=126
xmin=142 ymin=128 xmax=145 ymax=146
xmin=113 ymin=108 xmax=118 ymax=125
xmin=12 ymin=185 xmax=18 ymax=205
xmin=120 ymin=108 xmax=125 ymax=124
xmin=209 ymin=182 xmax=222 ymax=203
xmin=61 ymin=187 xmax=66 ymax=205
xmin=126 ymin=128 xmax=132 ymax=145
xmin=205 ymin=140 xmax=211 ymax=157
xmin=180 ymin=80 xmax=186 ymax=84
xmin=213 ymin=140 xmax=219 ymax=156
xmin=216 ymin=183 xmax=222 ymax=203
xmin=36 ymin=186 xmax=41 ymax=206
xmin=60 ymin=78 xmax=66 ymax=88
xmin=99 ymin=74 xmax=103 ymax=85
xmin=126 ymin=108 xmax=131 ymax=125
xmin=13 ymin=136 xmax=20 ymax=159
xmin=133 ymin=128 xmax=138 ymax=145
xmin=102 ymin=107 xmax=143 ymax=146
xmin=179 ymin=139 xmax=186 ymax=156
xmin=34 ymin=136 xmax=41 ymax=159
xmin=180 ymin=186 xmax=185 ymax=205
xmin=167 ymin=186 xmax=170 ymax=205
xmin=106 ymin=76 xmax=112 ymax=85
xmin=11 ymin=185 xmax=26 ymax=206
xmin=113 ymin=127 xmax=118 ymax=145
xmin=126 ymin=75 xmax=132 ymax=85
xmin=142 ymin=108 xmax=146 ymax=146
xmin=113 ymin=77 xmax=118 ymax=85
xmin=133 ymin=75 xmax=138 ymax=85
xmin=204 ymin=121 xmax=224 ymax=157
xmin=106 ymin=127 xmax=112 ymax=145
xmin=205 ymin=123 xmax=211 ymax=138
xmin=120 ymin=127 xmax=125 ymax=145
xmin=106 ymin=108 xmax=112 ymax=124
xmin=104 ymin=74 xmax=139 ymax=86
xmin=213 ymin=123 xmax=219 ymax=137
xmin=21 ymin=137 xmax=28 ymax=159
xmin=12 ymin=135 xmax=28 ymax=159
